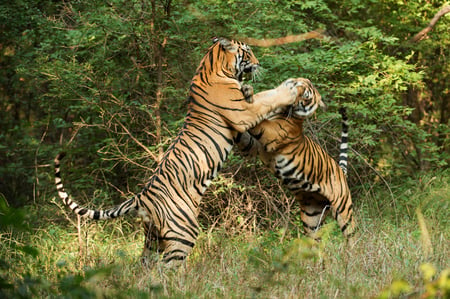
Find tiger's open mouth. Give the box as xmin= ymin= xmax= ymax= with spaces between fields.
xmin=280 ymin=100 xmax=314 ymax=119
xmin=291 ymin=97 xmax=325 ymax=118
xmin=280 ymin=104 xmax=309 ymax=119
xmin=292 ymin=104 xmax=311 ymax=117
xmin=238 ymin=64 xmax=259 ymax=83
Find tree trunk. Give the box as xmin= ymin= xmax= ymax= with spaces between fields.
xmin=151 ymin=0 xmax=171 ymax=162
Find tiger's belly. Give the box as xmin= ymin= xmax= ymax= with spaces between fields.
xmin=272 ymin=154 xmax=321 ymax=194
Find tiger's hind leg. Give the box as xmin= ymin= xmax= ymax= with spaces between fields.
xmin=159 ymin=222 xmax=199 ymax=267
xmin=140 ymin=221 xmax=162 ymax=268
xmin=330 ymin=194 xmax=356 ymax=245
xmin=138 ymin=205 xmax=199 ymax=268
xmin=158 ymin=230 xmax=198 ymax=268
xmin=140 ymin=223 xmax=192 ymax=268
xmin=298 ymin=193 xmax=330 ymax=240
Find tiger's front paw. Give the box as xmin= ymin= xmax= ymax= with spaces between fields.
xmin=280 ymin=78 xmax=303 ymax=103
xmin=241 ymin=84 xmax=254 ymax=103
xmin=281 ymin=78 xmax=313 ymax=105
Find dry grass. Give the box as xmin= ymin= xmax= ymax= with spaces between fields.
xmin=1 ymin=171 xmax=449 ymax=298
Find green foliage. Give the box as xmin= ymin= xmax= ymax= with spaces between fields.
xmin=377 ymin=264 xmax=450 ymax=299
xmin=0 ymin=1 xmax=448 ymax=296
xmin=0 ymin=197 xmax=142 ymax=298
xmin=1 ymin=0 xmax=448 ymax=207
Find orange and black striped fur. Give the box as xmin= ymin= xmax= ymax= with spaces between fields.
xmin=236 ymin=78 xmax=355 ymax=241
xmin=55 ymin=37 xmax=307 ymax=265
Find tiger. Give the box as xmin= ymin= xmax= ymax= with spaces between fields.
xmin=54 ymin=37 xmax=308 ymax=265
xmin=236 ymin=78 xmax=356 ymax=242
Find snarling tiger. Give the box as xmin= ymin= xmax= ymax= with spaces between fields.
xmin=236 ymin=78 xmax=356 ymax=242
xmin=54 ymin=37 xmax=308 ymax=265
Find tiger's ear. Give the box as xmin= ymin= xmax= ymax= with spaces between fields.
xmin=217 ymin=37 xmax=237 ymax=52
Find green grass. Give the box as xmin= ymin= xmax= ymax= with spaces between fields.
xmin=1 ymin=171 xmax=449 ymax=298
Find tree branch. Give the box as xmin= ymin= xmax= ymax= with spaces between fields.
xmin=239 ymin=29 xmax=327 ymax=47
xmin=411 ymin=5 xmax=450 ymax=42
xmin=116 ymin=120 xmax=158 ymax=162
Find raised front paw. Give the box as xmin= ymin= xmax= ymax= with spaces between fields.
xmin=281 ymin=78 xmax=314 ymax=105
xmin=241 ymin=84 xmax=254 ymax=103
xmin=281 ymin=78 xmax=303 ymax=102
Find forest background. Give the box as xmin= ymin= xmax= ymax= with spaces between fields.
xmin=0 ymin=0 xmax=449 ymax=298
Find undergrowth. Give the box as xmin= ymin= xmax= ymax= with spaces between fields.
xmin=1 ymin=170 xmax=449 ymax=298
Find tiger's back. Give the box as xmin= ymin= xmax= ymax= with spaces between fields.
xmin=272 ymin=121 xmax=354 ymax=239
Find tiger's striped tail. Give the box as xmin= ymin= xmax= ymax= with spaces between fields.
xmin=54 ymin=153 xmax=139 ymax=220
xmin=338 ymin=108 xmax=349 ymax=176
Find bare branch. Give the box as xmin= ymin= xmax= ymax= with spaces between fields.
xmin=411 ymin=5 xmax=450 ymax=42
xmin=239 ymin=29 xmax=327 ymax=47
xmin=116 ymin=120 xmax=159 ymax=162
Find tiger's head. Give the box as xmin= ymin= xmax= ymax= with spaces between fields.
xmin=288 ymin=78 xmax=325 ymax=118
xmin=211 ymin=37 xmax=260 ymax=83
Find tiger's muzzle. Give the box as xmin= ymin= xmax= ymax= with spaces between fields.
xmin=239 ymin=63 xmax=260 ymax=82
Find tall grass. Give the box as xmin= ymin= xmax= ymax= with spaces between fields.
xmin=1 ymin=171 xmax=449 ymax=298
